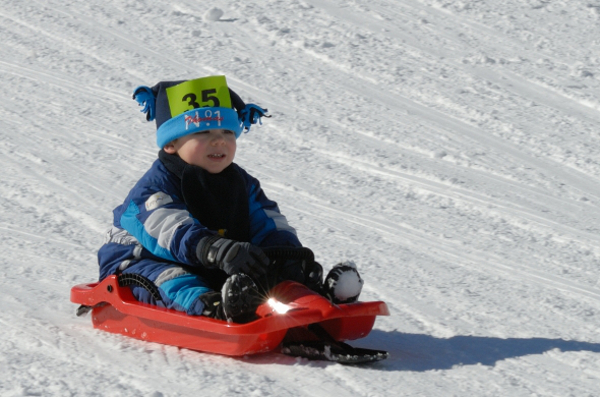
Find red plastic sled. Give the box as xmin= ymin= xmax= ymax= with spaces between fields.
xmin=71 ymin=275 xmax=389 ymax=357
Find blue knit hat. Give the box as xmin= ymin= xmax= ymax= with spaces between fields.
xmin=132 ymin=76 xmax=269 ymax=148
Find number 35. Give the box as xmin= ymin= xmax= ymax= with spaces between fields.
xmin=182 ymin=89 xmax=221 ymax=109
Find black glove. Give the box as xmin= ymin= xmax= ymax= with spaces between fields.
xmin=197 ymin=236 xmax=269 ymax=278
xmin=199 ymin=291 xmax=225 ymax=320
xmin=304 ymin=260 xmax=324 ymax=292
xmin=269 ymin=257 xmax=323 ymax=292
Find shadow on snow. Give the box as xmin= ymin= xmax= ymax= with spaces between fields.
xmin=358 ymin=329 xmax=600 ymax=371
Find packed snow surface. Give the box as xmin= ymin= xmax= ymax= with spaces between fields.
xmin=2 ymin=0 xmax=600 ymax=395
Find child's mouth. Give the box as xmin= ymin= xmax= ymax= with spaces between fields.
xmin=208 ymin=154 xmax=225 ymax=159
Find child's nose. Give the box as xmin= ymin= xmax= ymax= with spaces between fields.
xmin=211 ymin=134 xmax=225 ymax=144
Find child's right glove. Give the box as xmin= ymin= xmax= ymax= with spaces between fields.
xmin=197 ymin=236 xmax=269 ymax=278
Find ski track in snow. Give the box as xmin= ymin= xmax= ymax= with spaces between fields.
xmin=2 ymin=0 xmax=600 ymax=395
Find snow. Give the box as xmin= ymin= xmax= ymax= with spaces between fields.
xmin=2 ymin=0 xmax=600 ymax=395
xmin=204 ymin=8 xmax=225 ymax=22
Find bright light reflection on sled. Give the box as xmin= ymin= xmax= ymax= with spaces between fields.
xmin=267 ymin=298 xmax=292 ymax=314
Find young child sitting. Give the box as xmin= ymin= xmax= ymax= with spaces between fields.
xmin=97 ymin=76 xmax=362 ymax=323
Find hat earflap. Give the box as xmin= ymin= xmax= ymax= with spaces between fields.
xmin=241 ymin=104 xmax=270 ymax=131
xmin=229 ymin=87 xmax=270 ymax=133
xmin=133 ymin=86 xmax=157 ymax=122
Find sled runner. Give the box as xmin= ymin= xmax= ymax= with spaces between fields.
xmin=71 ymin=250 xmax=390 ymax=364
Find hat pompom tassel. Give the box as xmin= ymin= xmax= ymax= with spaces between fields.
xmin=132 ymin=86 xmax=156 ymax=122
xmin=240 ymin=104 xmax=270 ymax=132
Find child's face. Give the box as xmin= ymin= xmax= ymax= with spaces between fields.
xmin=164 ymin=129 xmax=236 ymax=173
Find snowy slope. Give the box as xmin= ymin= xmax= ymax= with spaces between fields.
xmin=2 ymin=0 xmax=600 ymax=395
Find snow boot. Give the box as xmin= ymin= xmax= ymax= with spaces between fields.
xmin=221 ymin=273 xmax=263 ymax=323
xmin=322 ymin=261 xmax=364 ymax=304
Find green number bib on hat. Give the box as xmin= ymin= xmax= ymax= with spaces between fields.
xmin=166 ymin=75 xmax=233 ymax=117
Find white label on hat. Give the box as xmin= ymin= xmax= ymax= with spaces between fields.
xmin=184 ymin=109 xmax=223 ymax=130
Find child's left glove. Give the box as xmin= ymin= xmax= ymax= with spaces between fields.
xmin=197 ymin=236 xmax=269 ymax=278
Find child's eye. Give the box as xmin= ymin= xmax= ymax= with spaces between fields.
xmin=224 ymin=130 xmax=234 ymax=135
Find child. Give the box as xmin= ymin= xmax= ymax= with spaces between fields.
xmin=97 ymin=76 xmax=362 ymax=323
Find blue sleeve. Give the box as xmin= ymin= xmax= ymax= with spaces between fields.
xmin=114 ymin=164 xmax=213 ymax=265
xmin=239 ymin=167 xmax=302 ymax=248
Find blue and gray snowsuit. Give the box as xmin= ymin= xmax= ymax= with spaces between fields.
xmin=97 ymin=151 xmax=301 ymax=315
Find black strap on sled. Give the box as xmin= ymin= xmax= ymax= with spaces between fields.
xmin=117 ymin=273 xmax=163 ymax=302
